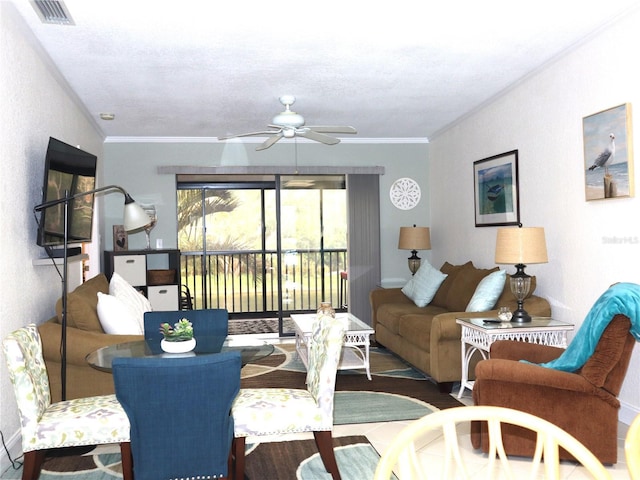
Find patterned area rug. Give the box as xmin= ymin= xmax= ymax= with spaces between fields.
xmin=1 ymin=343 xmax=459 ymax=479
xmin=0 ymin=436 xmax=386 ymax=480
xmin=242 ymin=343 xmax=464 ymax=415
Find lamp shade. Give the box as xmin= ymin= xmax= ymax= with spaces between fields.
xmin=495 ymin=227 xmax=548 ymax=264
xmin=398 ymin=226 xmax=431 ymax=250
xmin=123 ymin=195 xmax=154 ymax=232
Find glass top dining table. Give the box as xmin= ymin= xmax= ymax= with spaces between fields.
xmin=86 ymin=336 xmax=275 ymax=373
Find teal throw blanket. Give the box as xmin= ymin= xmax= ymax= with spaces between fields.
xmin=538 ymin=282 xmax=640 ymax=372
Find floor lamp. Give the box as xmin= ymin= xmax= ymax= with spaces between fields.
xmin=34 ymin=185 xmax=152 ymax=400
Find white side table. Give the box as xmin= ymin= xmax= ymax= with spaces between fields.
xmin=291 ymin=313 xmax=375 ymax=380
xmin=456 ymin=317 xmax=574 ymax=398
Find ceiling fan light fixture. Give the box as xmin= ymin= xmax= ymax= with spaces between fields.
xmin=272 ymin=111 xmax=305 ymax=128
xmin=219 ymin=95 xmax=356 ymax=150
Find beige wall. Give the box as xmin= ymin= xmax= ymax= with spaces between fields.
xmin=430 ymin=9 xmax=640 ymax=423
xmin=0 ymin=4 xmax=104 ymax=470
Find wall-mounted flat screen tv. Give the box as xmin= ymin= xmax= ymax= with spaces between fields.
xmin=36 ymin=137 xmax=98 ymax=250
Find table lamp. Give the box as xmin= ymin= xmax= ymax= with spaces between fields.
xmin=398 ymin=225 xmax=431 ymax=275
xmin=495 ymin=226 xmax=548 ymax=322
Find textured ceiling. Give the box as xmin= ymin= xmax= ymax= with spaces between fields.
xmin=8 ymin=0 xmax=640 ymax=143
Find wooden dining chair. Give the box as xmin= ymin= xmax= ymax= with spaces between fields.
xmin=374 ymin=405 xmax=611 ymax=480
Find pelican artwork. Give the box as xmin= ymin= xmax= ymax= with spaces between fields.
xmin=588 ymin=133 xmax=615 ymax=172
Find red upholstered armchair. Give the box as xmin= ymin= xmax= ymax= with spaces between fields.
xmin=472 ymin=314 xmax=635 ymax=464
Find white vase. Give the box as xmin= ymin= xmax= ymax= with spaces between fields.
xmin=161 ymin=337 xmax=196 ymax=354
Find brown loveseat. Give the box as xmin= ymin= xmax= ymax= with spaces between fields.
xmin=38 ymin=274 xmax=143 ymax=402
xmin=370 ymin=261 xmax=551 ymax=391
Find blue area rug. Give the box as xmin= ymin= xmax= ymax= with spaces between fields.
xmin=335 ymin=390 xmax=435 ymax=425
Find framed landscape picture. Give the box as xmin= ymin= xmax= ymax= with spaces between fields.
xmin=583 ymin=103 xmax=634 ymax=201
xmin=473 ymin=150 xmax=520 ymax=227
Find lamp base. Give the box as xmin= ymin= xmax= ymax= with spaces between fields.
xmin=407 ymin=250 xmax=421 ymax=276
xmin=509 ymin=264 xmax=532 ymax=323
xmin=510 ymin=308 xmax=532 ymax=323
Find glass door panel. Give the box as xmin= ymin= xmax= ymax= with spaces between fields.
xmin=177 ymin=175 xmax=345 ymax=336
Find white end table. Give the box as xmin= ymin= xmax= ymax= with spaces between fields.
xmin=456 ymin=317 xmax=574 ymax=398
xmin=291 ymin=313 xmax=375 ymax=380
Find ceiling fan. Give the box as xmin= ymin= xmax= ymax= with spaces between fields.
xmin=218 ymin=95 xmax=357 ymax=151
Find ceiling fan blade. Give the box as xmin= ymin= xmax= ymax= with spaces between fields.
xmin=305 ymin=126 xmax=357 ymax=134
xmin=256 ymin=133 xmax=284 ymax=151
xmin=297 ymin=129 xmax=340 ymax=145
xmin=218 ymin=130 xmax=280 ymax=141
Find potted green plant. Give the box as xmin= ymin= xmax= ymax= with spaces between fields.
xmin=159 ymin=319 xmax=196 ymax=353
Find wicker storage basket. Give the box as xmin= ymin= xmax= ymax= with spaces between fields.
xmin=147 ymin=269 xmax=176 ymax=286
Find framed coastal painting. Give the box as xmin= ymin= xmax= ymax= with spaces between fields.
xmin=473 ymin=150 xmax=520 ymax=227
xmin=583 ymin=103 xmax=634 ymax=201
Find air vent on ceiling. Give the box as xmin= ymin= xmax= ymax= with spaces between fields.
xmin=31 ymin=0 xmax=75 ymax=25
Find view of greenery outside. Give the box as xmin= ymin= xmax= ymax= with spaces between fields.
xmin=177 ymin=179 xmax=347 ymax=315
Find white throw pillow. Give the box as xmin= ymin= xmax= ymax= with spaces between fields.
xmin=401 ymin=261 xmax=448 ymax=308
xmin=465 ymin=269 xmax=506 ymax=312
xmin=109 ymin=272 xmax=151 ymax=334
xmin=97 ymin=292 xmax=144 ymax=335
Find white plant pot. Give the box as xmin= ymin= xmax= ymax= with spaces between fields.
xmin=161 ymin=337 xmax=196 ymax=354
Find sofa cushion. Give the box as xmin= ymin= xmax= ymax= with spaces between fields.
xmin=97 ymin=292 xmax=145 ymax=335
xmin=430 ymin=261 xmax=473 ymax=308
xmin=397 ymin=313 xmax=442 ymax=351
xmin=401 ymin=261 xmax=448 ymax=307
xmin=376 ymin=303 xmax=447 ymax=335
xmin=377 ymin=303 xmax=427 ymax=335
xmin=444 ymin=264 xmax=499 ymax=312
xmin=108 ymin=272 xmax=151 ymax=333
xmin=466 ymin=269 xmax=507 ymax=312
xmin=56 ymin=273 xmax=109 ymax=332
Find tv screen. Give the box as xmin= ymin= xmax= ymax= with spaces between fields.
xmin=36 ymin=137 xmax=98 ymax=248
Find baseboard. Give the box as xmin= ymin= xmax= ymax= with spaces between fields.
xmin=620 ymin=400 xmax=640 ymax=426
xmin=0 ymin=429 xmax=22 ymax=476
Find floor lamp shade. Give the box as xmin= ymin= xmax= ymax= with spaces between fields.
xmin=123 ymin=194 xmax=154 ymax=232
xmin=398 ymin=226 xmax=431 ymax=275
xmin=495 ymin=227 xmax=548 ymax=322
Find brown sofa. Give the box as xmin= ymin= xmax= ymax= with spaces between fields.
xmin=370 ymin=261 xmax=551 ymax=391
xmin=38 ymin=274 xmax=143 ymax=402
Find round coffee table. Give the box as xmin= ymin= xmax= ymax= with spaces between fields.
xmin=86 ymin=337 xmax=275 ymax=373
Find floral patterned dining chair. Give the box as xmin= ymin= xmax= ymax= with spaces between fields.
xmin=231 ymin=315 xmax=346 ymax=480
xmin=2 ymin=324 xmax=131 ymax=480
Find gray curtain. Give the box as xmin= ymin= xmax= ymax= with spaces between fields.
xmin=346 ymin=174 xmax=381 ymax=325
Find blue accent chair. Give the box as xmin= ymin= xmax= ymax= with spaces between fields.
xmin=144 ymin=309 xmax=229 ymax=354
xmin=113 ymin=351 xmax=241 ymax=480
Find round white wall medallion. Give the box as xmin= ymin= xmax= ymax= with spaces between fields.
xmin=390 ymin=178 xmax=421 ymax=210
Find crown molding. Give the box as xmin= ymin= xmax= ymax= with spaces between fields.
xmin=104 ymin=136 xmax=429 ymax=144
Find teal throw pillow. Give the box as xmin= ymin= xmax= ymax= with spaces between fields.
xmin=465 ymin=269 xmax=506 ymax=312
xmin=401 ymin=261 xmax=448 ymax=308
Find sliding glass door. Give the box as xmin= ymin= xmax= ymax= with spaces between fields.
xmin=177 ymin=175 xmax=346 ymax=334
